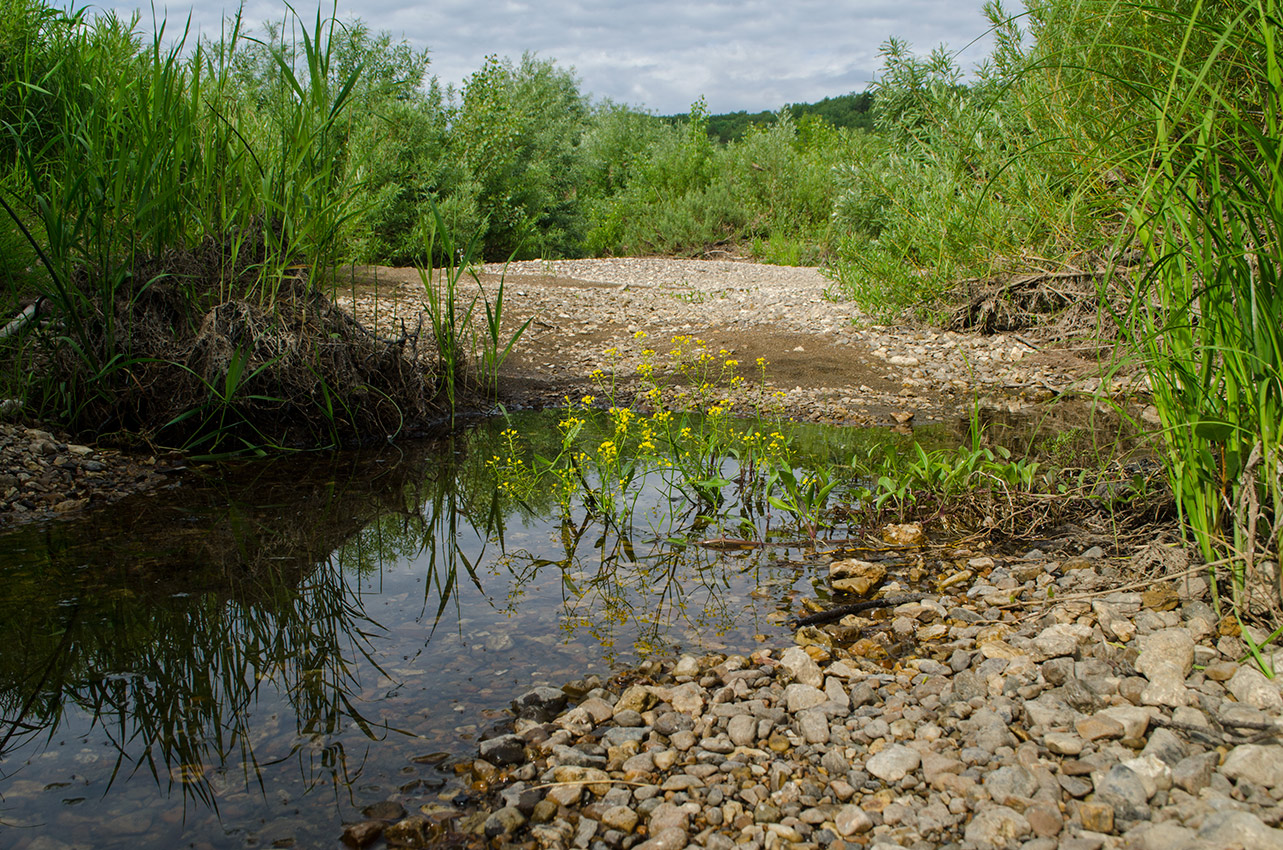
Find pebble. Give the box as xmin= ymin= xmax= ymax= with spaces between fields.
xmin=0 ymin=423 xmax=179 ymax=526
xmin=436 ymin=547 xmax=1283 ymax=850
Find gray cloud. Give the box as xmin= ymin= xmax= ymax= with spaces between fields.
xmin=95 ymin=0 xmax=997 ymax=113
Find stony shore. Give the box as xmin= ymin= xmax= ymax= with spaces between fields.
xmin=0 ymin=421 xmax=182 ymax=527
xmin=342 ymin=541 xmax=1283 ymax=850
xmin=341 ymin=258 xmax=1145 ymax=428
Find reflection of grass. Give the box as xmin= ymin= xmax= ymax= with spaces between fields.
xmin=496 ymin=500 xmax=764 ymax=664
xmin=0 ymin=436 xmax=502 ymax=817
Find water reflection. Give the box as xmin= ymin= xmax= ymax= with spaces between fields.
xmin=0 ymin=405 xmax=1123 ymax=847
xmin=0 ymin=417 xmax=809 ymax=848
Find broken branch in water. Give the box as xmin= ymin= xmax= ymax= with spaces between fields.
xmin=791 ymin=593 xmax=927 ymax=628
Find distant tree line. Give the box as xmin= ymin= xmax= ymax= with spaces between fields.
xmin=665 ymin=92 xmax=877 ymax=143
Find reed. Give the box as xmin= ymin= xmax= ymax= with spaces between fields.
xmin=1113 ymin=0 xmax=1282 ymax=617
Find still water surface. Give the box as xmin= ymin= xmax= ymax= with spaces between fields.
xmin=0 ymin=408 xmax=1113 ymax=847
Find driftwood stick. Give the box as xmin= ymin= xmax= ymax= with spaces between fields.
xmin=0 ymin=299 xmax=43 ymax=341
xmin=792 ymin=593 xmax=926 ymax=628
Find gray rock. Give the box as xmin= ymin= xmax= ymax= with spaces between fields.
xmin=783 ymin=683 xmax=828 ymax=713
xmin=479 ymin=733 xmax=527 ymax=766
xmin=780 ymin=647 xmax=825 ymax=687
xmin=833 ymin=805 xmax=872 ymax=836
xmin=513 ymin=686 xmax=569 ymax=721
xmin=921 ymin=752 xmax=964 ymax=786
xmin=1227 ymin=665 xmax=1283 ymax=712
xmin=647 ymin=802 xmax=690 ymax=834
xmin=727 ymin=713 xmax=757 ymax=747
xmin=1060 ymin=678 xmax=1104 ymax=713
xmin=572 ymin=816 xmax=598 ymax=848
xmin=499 ymin=781 xmax=543 ymax=814
xmin=951 ymin=669 xmax=987 ymax=702
xmin=1041 ymin=656 xmax=1075 ymax=686
xmin=1025 ymin=693 xmax=1080 ymax=729
xmin=1044 ymin=732 xmax=1084 ymax=756
xmin=865 ymin=744 xmax=920 ymax=782
xmin=985 ymin=765 xmax=1038 ymax=804
xmin=850 ymin=681 xmax=877 ymax=707
xmin=699 ymin=734 xmax=734 ymax=754
xmin=1099 ymin=704 xmax=1154 ymax=739
xmin=962 ymin=805 xmax=1031 ymax=847
xmin=1140 ymin=726 xmax=1188 ymax=766
xmin=483 ymin=806 xmax=527 ymax=839
xmin=601 ymin=726 xmax=648 ymax=748
xmin=1095 ymin=764 xmax=1152 ymax=823
xmin=552 ymin=744 xmax=606 ymax=768
xmin=1135 ymin=628 xmax=1196 ymax=707
xmin=1120 ymin=753 xmax=1172 ymax=799
xmin=1173 ymin=751 xmax=1219 ymax=794
xmin=1123 ymin=821 xmax=1202 ymax=850
xmin=653 ymin=712 xmax=692 ymax=737
xmin=797 ymin=709 xmax=830 ymax=744
xmin=1222 ymin=744 xmax=1283 ymax=789
xmin=822 ymin=749 xmax=849 ymax=777
xmin=613 ymin=709 xmax=644 ymax=727
xmin=1033 ymin=623 xmax=1092 ymax=659
xmin=1197 ymin=810 xmax=1283 ymax=850
xmin=1058 ymin=774 xmax=1093 ymax=797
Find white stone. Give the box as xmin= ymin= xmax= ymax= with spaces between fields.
xmin=1121 ymin=754 xmax=1172 ymax=798
xmin=1033 ymin=623 xmax=1093 ymax=659
xmin=783 ymin=683 xmax=828 ymax=713
xmin=834 ymin=805 xmax=873 ymax=836
xmin=779 ymin=646 xmax=824 ymax=688
xmin=865 ymin=744 xmax=920 ymax=783
xmin=1227 ymin=665 xmax=1283 ymax=712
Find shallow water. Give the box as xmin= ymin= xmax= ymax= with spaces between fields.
xmin=0 ymin=406 xmax=1135 ymax=848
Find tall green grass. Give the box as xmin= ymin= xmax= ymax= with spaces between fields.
xmin=1115 ymin=0 xmax=1282 ymax=614
xmin=0 ymin=4 xmax=390 ymax=446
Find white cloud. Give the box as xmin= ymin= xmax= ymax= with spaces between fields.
xmin=85 ymin=0 xmax=997 ymax=113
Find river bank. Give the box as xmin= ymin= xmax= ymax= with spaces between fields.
xmin=346 ymin=539 xmax=1283 ymax=850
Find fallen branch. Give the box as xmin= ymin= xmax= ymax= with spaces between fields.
xmin=0 ymin=298 xmax=44 ymax=341
xmin=792 ymin=593 xmax=927 ymax=628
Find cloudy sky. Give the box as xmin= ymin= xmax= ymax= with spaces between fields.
xmin=96 ymin=0 xmax=998 ymax=114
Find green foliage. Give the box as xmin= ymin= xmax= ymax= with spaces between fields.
xmin=1109 ymin=0 xmax=1282 ymax=614
xmin=671 ymin=91 xmax=875 ymax=143
xmin=449 ymin=53 xmax=589 ymax=260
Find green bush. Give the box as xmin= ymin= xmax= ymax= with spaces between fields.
xmin=448 ymin=54 xmax=589 ymax=260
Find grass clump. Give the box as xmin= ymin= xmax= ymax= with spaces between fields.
xmin=0 ymin=2 xmax=523 ymax=451
xmin=1110 ymin=0 xmax=1283 ymax=627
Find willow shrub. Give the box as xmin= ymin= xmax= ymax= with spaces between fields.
xmin=828 ymin=1 xmax=1143 ymax=319
xmin=1117 ymin=0 xmax=1282 ymax=616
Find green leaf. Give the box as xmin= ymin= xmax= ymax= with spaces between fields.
xmin=1192 ymin=418 xmax=1233 ymax=442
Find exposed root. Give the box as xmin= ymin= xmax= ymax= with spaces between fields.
xmin=27 ymin=226 xmax=446 ymax=449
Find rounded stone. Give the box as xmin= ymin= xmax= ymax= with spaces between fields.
xmin=865 ymin=744 xmax=920 ymax=783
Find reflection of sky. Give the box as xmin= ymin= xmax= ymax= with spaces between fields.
xmin=86 ymin=0 xmax=999 ymax=114
xmin=0 ymin=416 xmax=810 ymax=850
